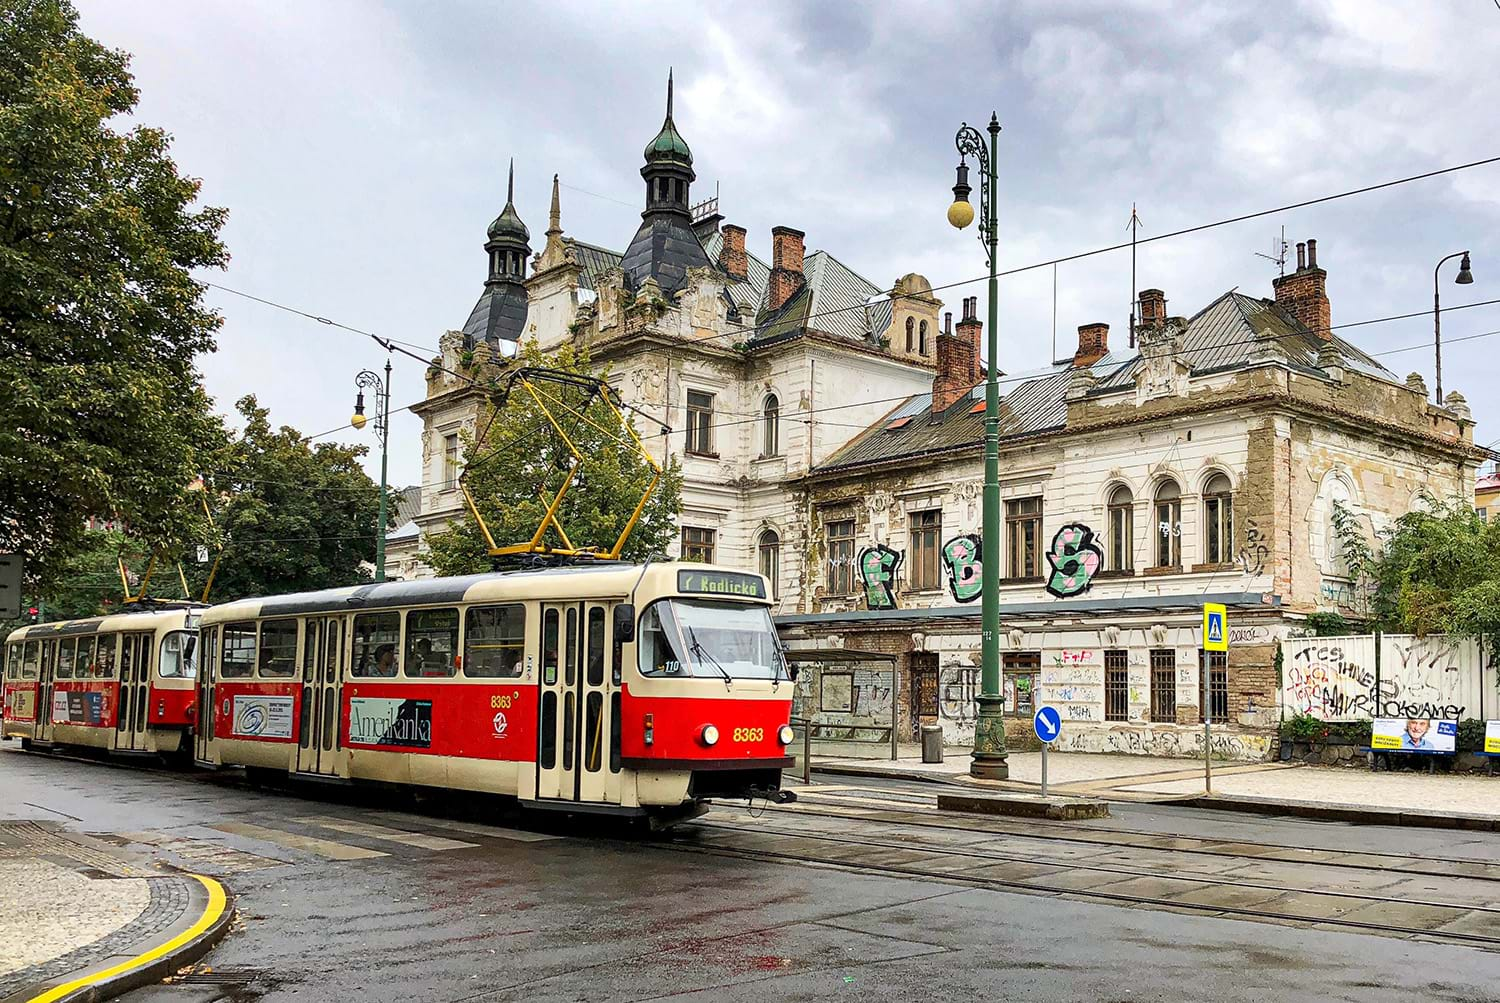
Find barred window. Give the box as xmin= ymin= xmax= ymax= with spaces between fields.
xmin=1150 ymin=649 xmax=1176 ymax=722
xmin=1202 ymin=650 xmax=1228 ymax=722
xmin=1105 ymin=649 xmax=1129 ymax=722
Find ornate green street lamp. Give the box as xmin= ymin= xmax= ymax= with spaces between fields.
xmin=352 ymin=359 xmax=392 ymax=583
xmin=948 ymin=114 xmax=1009 ymax=779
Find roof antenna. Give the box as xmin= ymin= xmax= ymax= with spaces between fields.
xmin=1255 ymin=225 xmax=1289 ymax=276
xmin=1126 ymin=203 xmax=1144 ymax=348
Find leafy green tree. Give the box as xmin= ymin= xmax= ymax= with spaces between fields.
xmin=193 ymin=396 xmax=384 ymax=601
xmin=426 ymin=342 xmax=683 ymax=575
xmin=1355 ymin=496 xmax=1500 ymax=639
xmin=0 ymin=0 xmax=228 ymax=590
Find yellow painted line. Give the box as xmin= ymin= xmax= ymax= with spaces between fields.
xmin=211 ymin=821 xmax=387 ymax=861
xmin=25 ymin=874 xmax=227 ymax=1003
xmin=297 ymin=816 xmax=478 ymax=851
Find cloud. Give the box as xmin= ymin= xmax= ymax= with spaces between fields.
xmin=72 ymin=0 xmax=1500 ymax=490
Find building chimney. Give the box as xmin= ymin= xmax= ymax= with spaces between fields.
xmin=1074 ymin=322 xmax=1109 ymax=367
xmin=767 ymin=226 xmax=805 ymax=312
xmin=1273 ymin=236 xmax=1331 ymax=339
xmin=719 ymin=224 xmax=748 ymax=282
xmin=933 ymin=297 xmax=982 ymax=413
xmin=1138 ymin=289 xmax=1166 ymax=326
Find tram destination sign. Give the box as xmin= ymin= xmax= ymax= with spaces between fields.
xmin=677 ymin=570 xmax=766 ymax=600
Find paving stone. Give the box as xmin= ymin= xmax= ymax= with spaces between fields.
xmin=1431 ymin=908 xmax=1500 ymax=940
xmin=1333 ymin=898 xmax=1471 ymax=932
xmin=1168 ymin=883 xmax=1290 ymax=911
xmin=1090 ymin=874 xmax=1207 ymax=900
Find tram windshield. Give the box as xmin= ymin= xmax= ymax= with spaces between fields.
xmin=638 ymin=599 xmax=782 ymax=681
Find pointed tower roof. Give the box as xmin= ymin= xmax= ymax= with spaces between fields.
xmin=487 ymin=160 xmax=530 ymax=243
xmin=643 ymin=70 xmax=693 ymax=167
xmin=621 ymin=71 xmax=711 ymax=295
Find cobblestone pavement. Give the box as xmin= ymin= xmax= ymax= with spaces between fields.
xmin=0 ymin=820 xmax=197 ymax=998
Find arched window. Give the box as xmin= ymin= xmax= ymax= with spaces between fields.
xmin=762 ymin=393 xmax=780 ymax=457
xmin=1154 ymin=480 xmax=1182 ymax=568
xmin=919 ymin=320 xmax=929 ymax=355
xmin=1203 ymin=472 xmax=1234 ymax=564
xmin=758 ymin=529 xmax=780 ymax=600
xmin=1107 ymin=484 xmax=1134 ymax=572
xmin=905 ymin=317 xmax=915 ymax=352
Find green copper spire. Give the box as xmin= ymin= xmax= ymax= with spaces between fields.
xmin=488 ymin=158 xmax=530 ymax=242
xmin=643 ymin=69 xmax=692 ymax=166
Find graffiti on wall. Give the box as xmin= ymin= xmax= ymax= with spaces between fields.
xmin=940 ymin=534 xmax=983 ymax=603
xmin=1281 ymin=635 xmax=1489 ymax=721
xmin=1238 ymin=519 xmax=1268 ymax=575
xmin=939 ymin=665 xmax=979 ymax=723
xmin=1043 ymin=523 xmax=1103 ymax=598
xmin=858 ymin=544 xmax=901 ymax=610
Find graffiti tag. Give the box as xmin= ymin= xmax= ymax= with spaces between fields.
xmin=940 ymin=533 xmax=982 ymax=603
xmin=858 ymin=544 xmax=901 ymax=611
xmin=1044 ymin=523 xmax=1103 ymax=598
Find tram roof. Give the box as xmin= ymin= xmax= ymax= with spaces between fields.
xmin=198 ymin=563 xmax=767 ymax=622
xmin=5 ymin=604 xmax=205 ymax=644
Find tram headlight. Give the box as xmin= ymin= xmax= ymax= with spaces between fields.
xmin=700 ymin=724 xmax=720 ymax=747
xmin=778 ymin=724 xmax=795 ymax=746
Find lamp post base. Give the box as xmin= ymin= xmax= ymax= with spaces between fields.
xmin=969 ymin=695 xmax=1010 ymax=780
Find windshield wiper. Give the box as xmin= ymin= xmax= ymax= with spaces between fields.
xmin=686 ymin=625 xmax=733 ymax=689
xmin=770 ymin=643 xmax=788 ymax=690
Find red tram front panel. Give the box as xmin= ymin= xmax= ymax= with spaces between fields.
xmin=619 ymin=686 xmax=792 ymax=766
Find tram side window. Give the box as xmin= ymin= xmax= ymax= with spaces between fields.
xmin=159 ymin=632 xmax=195 ymax=679
xmin=56 ymin=638 xmax=76 ymax=679
xmin=405 ymin=608 xmax=458 ymax=678
xmin=76 ymin=637 xmax=97 ymax=678
xmin=22 ymin=641 xmax=39 ymax=679
xmin=258 ymin=620 xmax=299 ymax=678
xmin=352 ymin=612 xmax=401 ymax=678
xmin=464 ymin=605 xmax=525 ymax=678
xmin=95 ymin=636 xmax=117 ymax=679
xmin=542 ymin=610 xmax=558 ymax=685
xmin=586 ymin=607 xmax=605 ymax=687
xmin=221 ymin=623 xmax=257 ymax=679
xmin=637 ymin=605 xmax=685 ymax=677
xmin=3 ymin=644 xmax=14 ymax=679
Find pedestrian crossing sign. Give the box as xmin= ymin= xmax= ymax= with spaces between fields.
xmin=1203 ymin=602 xmax=1228 ymax=652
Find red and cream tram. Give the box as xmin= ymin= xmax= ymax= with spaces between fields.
xmin=3 ymin=606 xmax=203 ymax=757
xmin=195 ymin=564 xmax=795 ymax=822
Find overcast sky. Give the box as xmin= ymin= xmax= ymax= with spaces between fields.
xmin=78 ymin=0 xmax=1500 ymax=489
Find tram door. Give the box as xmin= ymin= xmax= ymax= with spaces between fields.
xmin=36 ymin=640 xmax=55 ymax=743
xmin=117 ymin=634 xmax=151 ymax=752
xmin=536 ymin=602 xmax=617 ymax=803
xmin=194 ymin=626 xmax=217 ymax=764
xmin=297 ymin=616 xmax=344 ymax=775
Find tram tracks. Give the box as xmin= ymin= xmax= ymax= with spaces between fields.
xmin=671 ymin=802 xmax=1500 ymax=952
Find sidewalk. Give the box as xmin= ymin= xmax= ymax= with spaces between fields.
xmin=807 ymin=748 xmax=1500 ymax=829
xmin=0 ymin=820 xmax=231 ymax=1003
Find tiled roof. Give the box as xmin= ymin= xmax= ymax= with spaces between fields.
xmin=817 ymin=354 xmax=1125 ymax=473
xmin=565 ymin=239 xmax=623 ymax=292
xmin=1093 ymin=292 xmax=1393 ymax=392
xmin=751 ymin=250 xmax=891 ymax=346
xmin=1477 ymin=472 xmax=1500 ymax=491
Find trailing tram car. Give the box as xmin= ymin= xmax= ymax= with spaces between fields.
xmin=3 ymin=606 xmax=203 ymax=757
xmin=194 ymin=563 xmax=796 ymax=823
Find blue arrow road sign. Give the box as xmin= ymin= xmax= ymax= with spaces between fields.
xmin=1034 ymin=705 xmax=1062 ymax=743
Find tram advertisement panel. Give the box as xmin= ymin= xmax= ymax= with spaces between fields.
xmin=53 ymin=689 xmax=107 ymax=725
xmin=348 ymin=697 xmax=432 ymax=749
xmin=7 ymin=687 xmax=36 ymax=721
xmin=231 ymin=695 xmax=295 ymax=739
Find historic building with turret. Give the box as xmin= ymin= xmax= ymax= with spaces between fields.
xmin=404 ymin=76 xmax=944 ymax=601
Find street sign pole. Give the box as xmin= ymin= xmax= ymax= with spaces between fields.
xmin=1202 ymin=602 xmax=1229 ymax=797
xmin=1033 ymin=705 xmax=1062 ymax=799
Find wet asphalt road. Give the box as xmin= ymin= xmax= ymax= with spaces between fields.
xmin=4 ymin=744 xmax=1500 ymax=1002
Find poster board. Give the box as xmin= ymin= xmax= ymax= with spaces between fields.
xmin=1371 ymin=718 xmax=1456 ymax=754
xmin=1484 ymin=721 xmax=1500 ymax=756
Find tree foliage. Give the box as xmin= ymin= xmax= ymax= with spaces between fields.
xmin=1353 ymin=495 xmax=1500 ymax=639
xmin=0 ymin=0 xmax=228 ymax=589
xmin=426 ymin=342 xmax=683 ymax=576
xmin=195 ymin=396 xmax=383 ymax=602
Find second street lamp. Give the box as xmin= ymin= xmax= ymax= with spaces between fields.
xmin=947 ymin=114 xmax=1009 ymax=780
xmin=1433 ymin=250 xmax=1473 ymax=405
xmin=352 ymin=359 xmax=392 ymax=583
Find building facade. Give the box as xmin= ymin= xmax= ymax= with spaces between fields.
xmin=778 ymin=242 xmax=1491 ymax=759
xmin=408 ymin=78 xmax=941 ymax=595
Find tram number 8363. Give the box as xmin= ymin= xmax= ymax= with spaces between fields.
xmin=732 ymin=727 xmax=764 ymax=743
xmin=490 ymin=694 xmax=515 ymax=710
